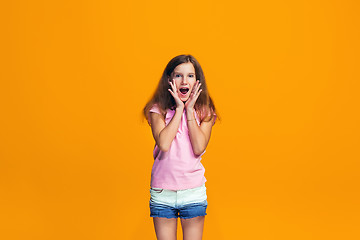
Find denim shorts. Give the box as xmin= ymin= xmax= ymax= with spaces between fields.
xmin=149 ymin=184 xmax=208 ymax=219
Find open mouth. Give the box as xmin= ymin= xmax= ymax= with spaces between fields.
xmin=179 ymin=87 xmax=189 ymax=95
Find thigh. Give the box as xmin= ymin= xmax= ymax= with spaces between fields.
xmin=153 ymin=217 xmax=178 ymax=240
xmin=181 ymin=216 xmax=205 ymax=240
xmin=178 ymin=185 xmax=208 ymax=239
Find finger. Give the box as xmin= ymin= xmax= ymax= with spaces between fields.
xmin=192 ymin=80 xmax=199 ymax=94
xmin=191 ymin=82 xmax=201 ymax=97
xmin=195 ymin=79 xmax=200 ymax=86
xmin=169 ymin=80 xmax=177 ymax=93
xmin=171 ymin=79 xmax=178 ymax=92
xmin=168 ymin=88 xmax=181 ymax=102
xmin=168 ymin=89 xmax=178 ymax=100
xmin=190 ymin=88 xmax=196 ymax=98
xmin=168 ymin=79 xmax=173 ymax=87
xmin=192 ymin=80 xmax=198 ymax=90
xmin=195 ymin=88 xmax=203 ymax=99
xmin=187 ymin=89 xmax=202 ymax=108
xmin=195 ymin=82 xmax=202 ymax=94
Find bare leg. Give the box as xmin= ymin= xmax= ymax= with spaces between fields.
xmin=153 ymin=217 xmax=178 ymax=240
xmin=181 ymin=216 xmax=205 ymax=240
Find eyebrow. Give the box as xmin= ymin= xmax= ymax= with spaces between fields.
xmin=174 ymin=72 xmax=195 ymax=74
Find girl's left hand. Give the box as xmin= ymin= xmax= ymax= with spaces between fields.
xmin=185 ymin=80 xmax=202 ymax=110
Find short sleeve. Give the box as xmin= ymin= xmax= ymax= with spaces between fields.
xmin=200 ymin=107 xmax=217 ymax=126
xmin=149 ymin=104 xmax=162 ymax=115
xmin=211 ymin=113 xmax=217 ymax=126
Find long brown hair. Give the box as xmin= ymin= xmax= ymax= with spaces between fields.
xmin=143 ymin=54 xmax=218 ymax=125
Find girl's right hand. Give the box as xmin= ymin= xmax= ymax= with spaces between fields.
xmin=168 ymin=79 xmax=184 ymax=109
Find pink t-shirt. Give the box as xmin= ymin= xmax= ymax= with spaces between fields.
xmin=149 ymin=104 xmax=209 ymax=191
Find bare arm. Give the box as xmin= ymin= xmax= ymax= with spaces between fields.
xmin=150 ymin=106 xmax=184 ymax=152
xmin=150 ymin=77 xmax=187 ymax=152
xmin=186 ymin=108 xmax=214 ymax=155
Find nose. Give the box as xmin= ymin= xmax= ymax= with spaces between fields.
xmin=181 ymin=76 xmax=188 ymax=84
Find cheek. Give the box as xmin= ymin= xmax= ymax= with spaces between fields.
xmin=172 ymin=79 xmax=181 ymax=88
xmin=176 ymin=82 xmax=183 ymax=91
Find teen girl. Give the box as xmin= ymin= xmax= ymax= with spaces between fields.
xmin=143 ymin=54 xmax=217 ymax=240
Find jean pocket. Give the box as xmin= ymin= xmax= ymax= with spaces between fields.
xmin=150 ymin=188 xmax=163 ymax=194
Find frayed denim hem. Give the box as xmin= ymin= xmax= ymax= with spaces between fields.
xmin=180 ymin=213 xmax=207 ymax=219
xmin=151 ymin=215 xmax=178 ymax=219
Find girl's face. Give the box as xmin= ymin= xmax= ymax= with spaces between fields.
xmin=169 ymin=62 xmax=197 ymax=102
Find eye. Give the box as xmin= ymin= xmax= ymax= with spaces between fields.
xmin=175 ymin=74 xmax=181 ymax=78
xmin=189 ymin=74 xmax=194 ymax=78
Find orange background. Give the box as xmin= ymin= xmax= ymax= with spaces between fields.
xmin=1 ymin=0 xmax=359 ymax=239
